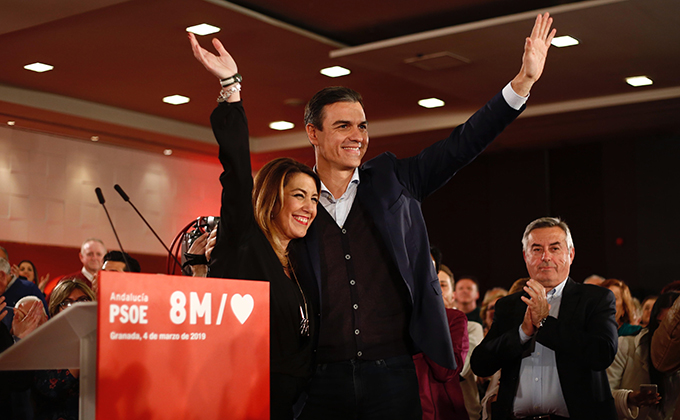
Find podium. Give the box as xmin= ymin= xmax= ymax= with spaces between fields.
xmin=0 ymin=302 xmax=98 ymax=418
xmin=0 ymin=273 xmax=270 ymax=420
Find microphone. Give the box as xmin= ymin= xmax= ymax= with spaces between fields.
xmin=113 ymin=184 xmax=189 ymax=275
xmin=94 ymin=188 xmax=132 ymax=271
xmin=114 ymin=184 xmax=129 ymax=202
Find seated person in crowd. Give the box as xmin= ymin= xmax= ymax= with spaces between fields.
xmin=18 ymin=259 xmax=50 ymax=293
xmin=455 ymin=276 xmax=483 ymax=325
xmin=44 ymin=238 xmax=106 ymax=295
xmin=602 ymin=278 xmax=643 ymax=336
xmin=480 ymin=287 xmax=508 ymax=334
xmin=92 ymin=250 xmax=141 ymax=294
xmin=607 ymin=291 xmax=680 ymax=420
xmin=101 ymin=250 xmax=141 ymax=273
xmin=651 ymin=290 xmax=680 ymax=420
xmin=33 ymin=278 xmax=96 ymax=420
xmin=414 ymin=263 xmax=469 ymax=420
xmin=0 ymin=251 xmax=48 ymax=331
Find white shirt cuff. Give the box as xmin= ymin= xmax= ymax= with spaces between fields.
xmin=502 ymin=82 xmax=529 ymax=111
xmin=518 ymin=325 xmax=532 ymax=344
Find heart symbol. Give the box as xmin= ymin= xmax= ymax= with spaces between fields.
xmin=230 ymin=294 xmax=254 ymax=324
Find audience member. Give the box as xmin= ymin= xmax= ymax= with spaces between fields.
xmin=584 ymin=274 xmax=606 ymax=285
xmin=414 ymin=262 xmax=470 ymax=419
xmin=0 ymin=255 xmax=48 ymax=420
xmin=13 ymin=296 xmax=48 ymax=337
xmin=439 ymin=264 xmax=456 ymax=309
xmin=34 ymin=278 xmax=96 ymax=420
xmin=479 ymin=280 xmax=527 ymax=419
xmin=456 ymin=276 xmax=483 ymax=325
xmin=49 ymin=239 xmax=106 ymax=293
xmin=88 ymin=250 xmax=142 ymax=294
xmin=0 ymin=294 xmax=34 ymax=420
xmin=607 ymin=291 xmax=680 ymax=420
xmin=101 ymin=251 xmax=141 ymax=273
xmin=0 ymin=252 xmax=48 ymax=331
xmin=508 ymin=277 xmax=530 ymax=295
xmin=479 ymin=287 xmax=508 ymax=334
xmin=18 ymin=260 xmax=50 ymax=293
xmin=640 ymin=296 xmax=659 ymax=328
xmin=461 ymin=319 xmax=484 ymax=420
xmin=472 ymin=216 xmax=618 ymax=420
xmin=430 ymin=246 xmax=443 ymax=273
xmin=602 ymin=278 xmax=643 ymax=336
xmin=661 ymin=281 xmax=680 ymax=294
xmin=651 ymin=290 xmax=680 ymax=420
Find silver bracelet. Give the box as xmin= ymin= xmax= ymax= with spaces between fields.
xmin=217 ymin=82 xmax=241 ymax=102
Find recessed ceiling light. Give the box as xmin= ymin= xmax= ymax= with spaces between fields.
xmin=626 ymin=76 xmax=653 ymax=87
xmin=320 ymin=66 xmax=351 ymax=78
xmin=269 ymin=121 xmax=295 ymax=131
xmin=90 ymin=136 xmax=99 ymax=142
xmin=551 ymin=36 xmax=579 ymax=48
xmin=24 ymin=62 xmax=54 ymax=73
xmin=163 ymin=149 xmax=173 ymax=156
xmin=186 ymin=24 xmax=221 ymax=36
xmin=7 ymin=121 xmax=15 ymax=126
xmin=163 ymin=95 xmax=190 ymax=105
xmin=418 ymin=98 xmax=445 ymax=109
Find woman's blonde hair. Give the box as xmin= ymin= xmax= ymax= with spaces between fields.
xmin=252 ymin=158 xmax=320 ymax=266
xmin=601 ymin=278 xmax=636 ymax=325
xmin=48 ymin=277 xmax=96 ymax=317
xmin=480 ymin=287 xmax=508 ymax=329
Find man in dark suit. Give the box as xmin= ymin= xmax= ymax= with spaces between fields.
xmin=471 ymin=217 xmax=618 ymax=420
xmin=294 ymin=14 xmax=557 ymax=420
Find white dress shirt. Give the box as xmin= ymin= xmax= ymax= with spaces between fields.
xmin=318 ymin=168 xmax=360 ymax=228
xmin=514 ymin=278 xmax=570 ymax=418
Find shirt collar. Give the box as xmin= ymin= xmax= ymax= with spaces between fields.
xmin=549 ymin=277 xmax=568 ymax=299
xmin=317 ymin=167 xmax=360 ymax=200
xmin=81 ymin=266 xmax=95 ymax=282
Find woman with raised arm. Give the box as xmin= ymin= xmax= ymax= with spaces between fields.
xmin=189 ymin=33 xmax=319 ymax=420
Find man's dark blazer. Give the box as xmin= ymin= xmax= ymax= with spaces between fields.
xmin=293 ymin=90 xmax=523 ymax=370
xmin=470 ymin=278 xmax=619 ymax=420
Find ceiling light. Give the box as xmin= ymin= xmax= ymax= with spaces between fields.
xmin=90 ymin=136 xmax=99 ymax=142
xmin=320 ymin=66 xmax=351 ymax=78
xmin=626 ymin=76 xmax=653 ymax=87
xmin=7 ymin=121 xmax=15 ymax=126
xmin=163 ymin=149 xmax=173 ymax=156
xmin=163 ymin=95 xmax=190 ymax=105
xmin=24 ymin=62 xmax=54 ymax=73
xmin=186 ymin=24 xmax=221 ymax=36
xmin=418 ymin=98 xmax=445 ymax=109
xmin=551 ymin=36 xmax=579 ymax=48
xmin=269 ymin=121 xmax=295 ymax=131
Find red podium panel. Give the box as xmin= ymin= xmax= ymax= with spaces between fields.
xmin=96 ymin=272 xmax=269 ymax=420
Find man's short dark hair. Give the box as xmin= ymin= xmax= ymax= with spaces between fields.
xmin=103 ymin=251 xmax=141 ymax=273
xmin=430 ymin=245 xmax=443 ymax=273
xmin=304 ymin=86 xmax=364 ymax=129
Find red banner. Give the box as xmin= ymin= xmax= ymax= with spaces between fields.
xmin=97 ymin=272 xmax=270 ymax=419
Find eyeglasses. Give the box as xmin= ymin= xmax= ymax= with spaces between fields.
xmin=59 ymin=296 xmax=92 ymax=308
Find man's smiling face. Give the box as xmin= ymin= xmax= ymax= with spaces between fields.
xmin=307 ymin=101 xmax=368 ymax=172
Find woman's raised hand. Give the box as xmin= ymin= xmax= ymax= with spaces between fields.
xmin=188 ymin=32 xmax=238 ymax=79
